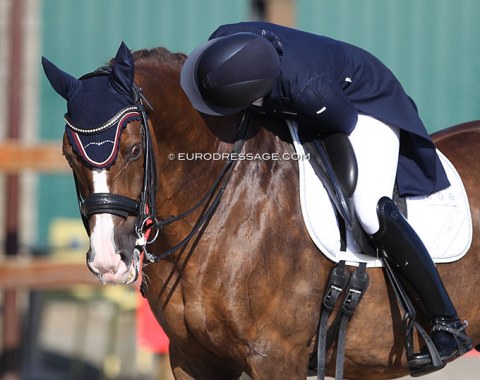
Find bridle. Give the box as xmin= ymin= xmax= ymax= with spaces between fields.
xmin=71 ymin=66 xmax=249 ymax=263
xmin=72 ymin=67 xmax=158 ymax=253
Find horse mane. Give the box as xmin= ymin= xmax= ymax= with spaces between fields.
xmin=132 ymin=47 xmax=186 ymax=69
xmin=107 ymin=46 xmax=186 ymax=70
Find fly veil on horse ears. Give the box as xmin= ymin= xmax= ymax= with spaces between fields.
xmin=42 ymin=42 xmax=158 ymax=248
xmin=42 ymin=42 xmax=142 ymax=168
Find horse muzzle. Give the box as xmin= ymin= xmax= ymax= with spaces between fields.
xmin=87 ymin=244 xmax=141 ymax=285
xmin=85 ymin=208 xmax=142 ymax=285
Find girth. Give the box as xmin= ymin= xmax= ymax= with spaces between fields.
xmin=310 ymin=261 xmax=370 ymax=380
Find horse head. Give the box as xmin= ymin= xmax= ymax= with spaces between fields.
xmin=43 ymin=41 xmax=233 ymax=285
xmin=43 ymin=43 xmax=153 ymax=284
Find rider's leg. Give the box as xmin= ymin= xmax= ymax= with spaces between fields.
xmin=373 ymin=197 xmax=471 ymax=366
xmin=348 ymin=114 xmax=471 ymax=366
xmin=348 ymin=114 xmax=399 ymax=235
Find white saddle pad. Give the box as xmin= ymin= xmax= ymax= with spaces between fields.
xmin=287 ymin=121 xmax=473 ymax=268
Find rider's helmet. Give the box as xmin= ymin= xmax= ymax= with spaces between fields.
xmin=181 ymin=33 xmax=281 ymax=116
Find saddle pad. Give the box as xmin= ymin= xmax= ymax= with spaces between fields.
xmin=287 ymin=121 xmax=473 ymax=268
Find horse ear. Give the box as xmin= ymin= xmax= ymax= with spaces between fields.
xmin=42 ymin=56 xmax=81 ymax=100
xmin=109 ymin=42 xmax=134 ymax=96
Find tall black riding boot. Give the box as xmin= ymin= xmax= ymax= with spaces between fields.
xmin=371 ymin=197 xmax=472 ymax=368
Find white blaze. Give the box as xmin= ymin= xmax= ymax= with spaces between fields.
xmin=89 ymin=170 xmax=121 ymax=273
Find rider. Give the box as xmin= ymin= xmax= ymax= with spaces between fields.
xmin=179 ymin=21 xmax=472 ymax=370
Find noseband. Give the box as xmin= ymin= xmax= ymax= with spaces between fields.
xmin=73 ymin=67 xmax=158 ymax=247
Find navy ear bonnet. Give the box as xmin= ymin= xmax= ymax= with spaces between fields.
xmin=42 ymin=42 xmax=141 ymax=168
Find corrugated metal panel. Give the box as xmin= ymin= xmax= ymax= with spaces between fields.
xmin=38 ymin=0 xmax=250 ymax=245
xmin=297 ymin=0 xmax=480 ymax=132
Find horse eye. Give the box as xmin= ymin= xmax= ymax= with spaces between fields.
xmin=129 ymin=144 xmax=142 ymax=161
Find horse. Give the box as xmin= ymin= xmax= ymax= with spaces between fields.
xmin=43 ymin=44 xmax=480 ymax=380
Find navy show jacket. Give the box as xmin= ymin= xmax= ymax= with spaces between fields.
xmin=210 ymin=22 xmax=450 ymax=197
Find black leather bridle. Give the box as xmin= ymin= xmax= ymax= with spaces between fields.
xmin=71 ymin=67 xmax=249 ymax=263
xmin=72 ymin=67 xmax=158 ymax=252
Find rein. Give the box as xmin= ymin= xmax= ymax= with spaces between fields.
xmin=143 ymin=111 xmax=249 ymax=262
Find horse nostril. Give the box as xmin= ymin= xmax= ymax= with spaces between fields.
xmin=86 ymin=249 xmax=95 ymax=263
xmin=117 ymin=250 xmax=131 ymax=266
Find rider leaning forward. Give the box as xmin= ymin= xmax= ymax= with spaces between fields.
xmin=180 ymin=21 xmax=472 ymax=371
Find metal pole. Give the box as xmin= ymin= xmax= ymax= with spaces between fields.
xmin=1 ymin=0 xmax=24 ymax=378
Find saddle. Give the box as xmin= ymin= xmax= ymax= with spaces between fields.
xmin=288 ymin=122 xmax=471 ymax=267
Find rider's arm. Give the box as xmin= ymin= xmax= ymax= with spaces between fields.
xmin=291 ymin=73 xmax=358 ymax=134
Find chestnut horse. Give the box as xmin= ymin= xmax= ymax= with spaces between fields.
xmin=46 ymin=46 xmax=479 ymax=380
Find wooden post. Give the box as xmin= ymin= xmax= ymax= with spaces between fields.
xmin=2 ymin=0 xmax=24 ymax=378
xmin=0 ymin=258 xmax=98 ymax=289
xmin=0 ymin=142 xmax=68 ymax=173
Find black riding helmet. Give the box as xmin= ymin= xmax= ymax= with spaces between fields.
xmin=181 ymin=33 xmax=281 ymax=116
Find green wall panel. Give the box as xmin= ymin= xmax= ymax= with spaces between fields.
xmin=38 ymin=0 xmax=250 ymax=246
xmin=297 ymin=0 xmax=480 ymax=133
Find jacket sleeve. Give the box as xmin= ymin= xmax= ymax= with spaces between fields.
xmin=291 ymin=73 xmax=358 ymax=134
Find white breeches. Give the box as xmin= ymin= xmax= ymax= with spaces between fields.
xmin=348 ymin=114 xmax=400 ymax=234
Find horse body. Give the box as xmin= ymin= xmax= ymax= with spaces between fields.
xmin=61 ymin=48 xmax=479 ymax=379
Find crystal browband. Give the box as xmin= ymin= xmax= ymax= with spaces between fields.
xmin=64 ymin=106 xmax=139 ymax=134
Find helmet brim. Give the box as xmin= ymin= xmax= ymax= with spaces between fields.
xmin=180 ymin=38 xmax=248 ymax=116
